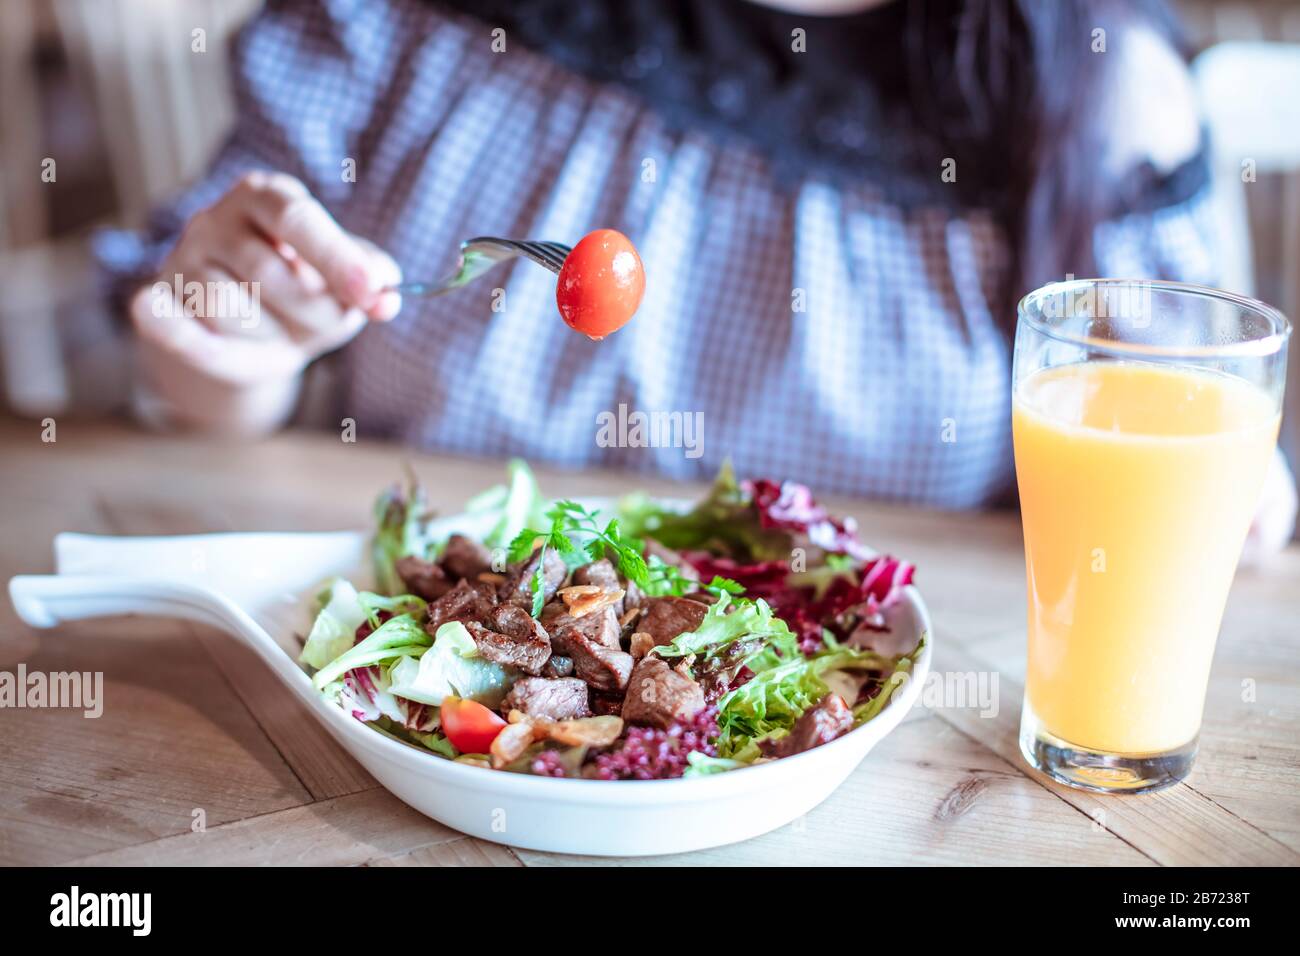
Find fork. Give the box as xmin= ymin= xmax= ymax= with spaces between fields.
xmin=388 ymin=236 xmax=572 ymax=298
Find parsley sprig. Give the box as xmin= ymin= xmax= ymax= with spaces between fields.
xmin=507 ymin=500 xmax=742 ymax=616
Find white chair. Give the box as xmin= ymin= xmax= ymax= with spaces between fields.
xmin=0 ymin=0 xmax=65 ymax=413
xmin=0 ymin=0 xmax=260 ymax=414
xmin=52 ymin=0 xmax=262 ymax=224
xmin=1193 ymin=41 xmax=1300 ymax=532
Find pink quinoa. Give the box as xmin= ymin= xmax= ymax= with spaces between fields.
xmin=592 ymin=706 xmax=720 ymax=780
xmin=529 ymin=750 xmax=568 ymax=777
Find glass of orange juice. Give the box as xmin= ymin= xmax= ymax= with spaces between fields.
xmin=1013 ymin=279 xmax=1290 ymax=793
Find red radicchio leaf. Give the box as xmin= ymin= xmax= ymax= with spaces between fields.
xmin=812 ymin=555 xmax=915 ymax=628
xmin=343 ymin=666 xmax=384 ymax=721
xmin=353 ymin=609 xmax=394 ymax=644
xmin=684 ymin=551 xmax=826 ymax=652
xmin=677 ymin=478 xmax=916 ymax=656
xmin=685 ymin=551 xmax=915 ymax=655
xmin=743 ymin=478 xmax=871 ymax=559
xmin=684 ymin=553 xmax=790 ymax=595
xmin=344 ymin=663 xmax=436 ymax=731
xmin=859 ymin=555 xmax=915 ymax=604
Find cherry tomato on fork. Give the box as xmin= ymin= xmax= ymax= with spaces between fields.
xmin=556 ymin=228 xmax=645 ymax=339
xmin=439 ymin=696 xmax=507 ymax=755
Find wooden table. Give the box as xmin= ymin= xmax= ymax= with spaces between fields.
xmin=1 ymin=416 xmax=1297 ymax=867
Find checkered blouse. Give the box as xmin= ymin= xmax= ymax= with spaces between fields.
xmin=96 ymin=0 xmax=1220 ymax=507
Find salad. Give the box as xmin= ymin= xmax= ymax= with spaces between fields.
xmin=300 ymin=463 xmax=922 ymax=780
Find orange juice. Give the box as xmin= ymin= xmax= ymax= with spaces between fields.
xmin=1013 ymin=362 xmax=1279 ymax=754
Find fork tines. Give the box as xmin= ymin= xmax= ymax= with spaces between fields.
xmin=517 ymin=241 xmax=570 ymax=272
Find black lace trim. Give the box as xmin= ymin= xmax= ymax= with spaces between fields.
xmin=1112 ymin=136 xmax=1212 ymax=216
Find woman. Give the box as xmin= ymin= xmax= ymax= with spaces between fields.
xmin=97 ymin=0 xmax=1295 ymax=548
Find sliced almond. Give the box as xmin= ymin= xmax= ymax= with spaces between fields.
xmin=490 ymin=722 xmax=535 ymax=768
xmin=629 ymin=631 xmax=657 ymax=659
xmin=619 ymin=607 xmax=643 ymax=629
xmin=558 ymin=584 xmax=601 ymax=600
xmin=545 ymin=715 xmax=624 ymax=748
xmin=455 ymin=754 xmax=491 ymax=769
xmin=477 ymin=571 xmax=506 ymax=585
xmin=567 ymin=588 xmax=626 ymax=619
xmin=506 ymin=708 xmax=553 ymax=741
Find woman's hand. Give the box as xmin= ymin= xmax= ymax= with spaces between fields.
xmin=1241 ymin=450 xmax=1299 ymax=567
xmin=129 ymin=171 xmax=401 ymax=434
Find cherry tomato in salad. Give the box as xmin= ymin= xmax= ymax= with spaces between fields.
xmin=439 ymin=696 xmax=507 ymax=755
xmin=555 ymin=228 xmax=645 ymax=340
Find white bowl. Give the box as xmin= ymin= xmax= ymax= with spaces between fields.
xmin=9 ymin=500 xmax=931 ymax=857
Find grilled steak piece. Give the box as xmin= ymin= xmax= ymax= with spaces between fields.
xmin=622 ymin=657 xmax=706 ymax=729
xmin=542 ymin=655 xmax=574 ymax=678
xmin=768 ymin=693 xmax=854 ymax=757
xmin=468 ymin=624 xmax=549 ymax=674
xmin=395 ymin=555 xmax=452 ymax=600
xmin=499 ymin=548 xmax=568 ymax=608
xmin=569 ymin=633 xmax=635 ymax=691
xmin=542 ymin=599 xmax=636 ymax=690
xmin=502 ymin=677 xmax=590 ymax=721
xmin=571 ymin=559 xmax=624 ymax=614
xmin=425 ymin=579 xmax=496 ymax=633
xmin=487 ymin=603 xmax=548 ymax=640
xmin=588 ymin=689 xmax=626 ymax=716
xmin=681 ymin=590 xmax=720 ymax=605
xmin=541 ymin=602 xmax=621 ymax=652
xmin=637 ymin=596 xmax=709 ymax=647
xmin=440 ymin=533 xmax=494 ymax=581
xmin=465 ymin=605 xmax=551 ymax=675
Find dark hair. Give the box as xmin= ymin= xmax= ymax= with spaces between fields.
xmin=904 ymin=0 xmax=1201 ymax=309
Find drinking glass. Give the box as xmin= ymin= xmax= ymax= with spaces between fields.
xmin=1012 ymin=279 xmax=1290 ymax=793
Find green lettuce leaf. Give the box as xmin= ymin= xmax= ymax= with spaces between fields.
xmin=654 ymin=592 xmax=799 ymax=667
xmin=310 ymin=613 xmax=431 ymax=690
xmin=372 ymin=473 xmax=438 ymax=595
xmin=386 ymin=621 xmax=511 ymax=708
xmin=616 ymin=461 xmax=789 ymax=561
xmin=712 ymin=641 xmax=894 ymax=759
xmin=712 ymin=658 xmax=821 ymax=757
xmin=465 ymin=458 xmax=548 ymax=549
xmin=300 ymin=578 xmax=369 ymax=670
xmin=682 ymin=752 xmax=750 ymax=777
xmin=358 ymin=591 xmax=426 ymax=628
xmin=852 ymin=636 xmax=924 ymax=724
xmin=647 ymin=591 xmax=901 ymax=759
xmin=368 ymin=716 xmax=458 ymax=759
